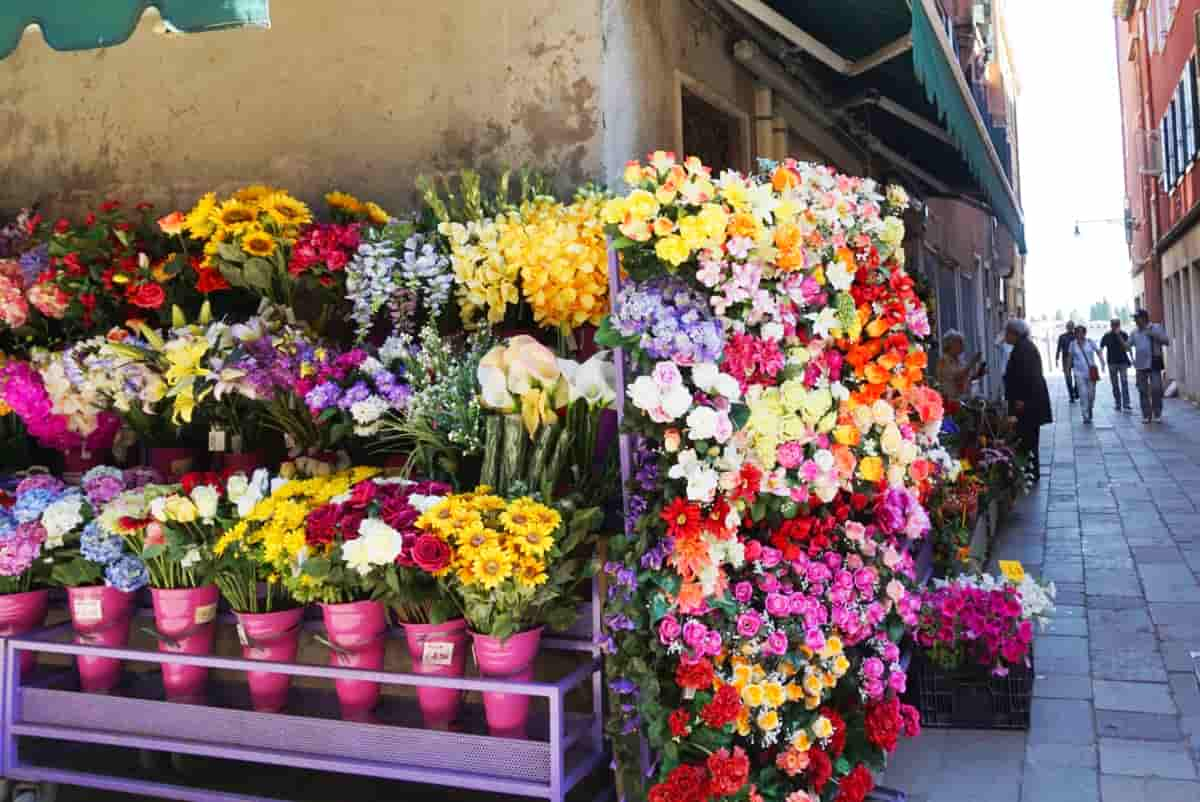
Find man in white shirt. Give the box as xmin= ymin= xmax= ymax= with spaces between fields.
xmin=1130 ymin=309 xmax=1170 ymax=423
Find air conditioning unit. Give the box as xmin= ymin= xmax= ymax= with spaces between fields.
xmin=1138 ymin=129 xmax=1164 ymax=176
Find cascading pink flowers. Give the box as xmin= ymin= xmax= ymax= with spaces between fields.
xmin=0 ymin=360 xmax=120 ymax=452
xmin=915 ymin=579 xmax=1035 ymax=676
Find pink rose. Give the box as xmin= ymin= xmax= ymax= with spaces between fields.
xmin=658 ymin=615 xmax=682 ymax=645
xmin=736 ymin=611 xmax=762 ymax=638
xmin=765 ymin=593 xmax=790 ymax=618
xmin=144 ymin=522 xmax=165 ymax=547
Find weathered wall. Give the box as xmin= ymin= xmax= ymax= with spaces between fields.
xmin=0 ymin=0 xmax=605 ymax=214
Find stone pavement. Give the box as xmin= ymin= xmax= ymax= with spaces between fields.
xmin=885 ymin=376 xmax=1200 ymax=802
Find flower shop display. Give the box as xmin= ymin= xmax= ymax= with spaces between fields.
xmin=345 ymin=222 xmax=454 ymax=342
xmin=598 ymin=154 xmax=935 ymax=802
xmin=47 ymin=465 xmax=157 ymax=692
xmin=909 ymin=572 xmax=1054 ymax=729
xmin=0 ymin=474 xmax=64 ymax=675
xmin=416 ymin=490 xmax=601 ymax=736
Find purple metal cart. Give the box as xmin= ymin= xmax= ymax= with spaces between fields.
xmin=0 ymin=611 xmax=607 ymax=802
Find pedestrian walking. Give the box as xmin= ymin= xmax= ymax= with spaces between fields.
xmin=1069 ymin=325 xmax=1104 ymax=424
xmin=1003 ymin=319 xmax=1052 ymax=480
xmin=1130 ymin=309 xmax=1170 ymax=423
xmin=1056 ymin=321 xmax=1079 ymax=402
xmin=1099 ymin=318 xmax=1132 ymax=412
xmin=936 ymin=330 xmax=985 ymax=401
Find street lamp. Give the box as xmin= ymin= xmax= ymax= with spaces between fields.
xmin=1073 ymin=210 xmax=1139 ymax=243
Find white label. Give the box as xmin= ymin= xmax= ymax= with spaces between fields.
xmin=683 ymin=687 xmax=696 ymax=700
xmin=73 ymin=599 xmax=103 ymax=624
xmin=194 ymin=603 xmax=217 ymax=625
xmin=209 ymin=428 xmax=227 ymax=452
xmin=236 ymin=622 xmax=249 ymax=646
xmin=284 ymin=433 xmax=297 ymax=450
xmin=422 ymin=640 xmax=455 ymax=667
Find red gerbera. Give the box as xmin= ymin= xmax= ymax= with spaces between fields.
xmin=661 ymin=498 xmax=701 ymax=540
xmin=834 ymin=765 xmax=875 ymax=802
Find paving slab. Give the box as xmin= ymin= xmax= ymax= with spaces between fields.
xmin=1098 ymin=739 xmax=1198 ymax=779
xmin=1092 ymin=680 xmax=1178 ymax=714
xmin=1099 ymin=776 xmax=1200 ymax=802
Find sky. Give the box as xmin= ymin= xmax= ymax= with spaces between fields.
xmin=1006 ymin=0 xmax=1133 ymax=320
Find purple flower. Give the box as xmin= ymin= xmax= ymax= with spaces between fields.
xmin=304 ymin=381 xmax=341 ymax=413
xmin=611 ymin=278 xmax=724 ymax=364
xmin=610 ymin=678 xmax=638 ymax=695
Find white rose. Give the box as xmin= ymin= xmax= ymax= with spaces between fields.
xmin=190 ymin=485 xmax=220 ymax=521
xmin=880 ymin=423 xmax=903 ymax=457
xmin=357 ymin=519 xmax=404 ymax=570
xmin=226 ymin=474 xmax=250 ymax=501
xmin=150 ymin=496 xmax=168 ymax=523
xmin=659 ymin=383 xmax=693 ymax=421
xmin=628 ymin=375 xmax=662 ymax=413
xmin=871 ymin=400 xmax=895 ymax=426
xmin=692 ymin=363 xmax=741 ymax=400
xmin=686 ymin=407 xmax=719 ymax=441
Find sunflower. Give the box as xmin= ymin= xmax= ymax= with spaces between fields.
xmin=364 ymin=201 xmax=391 ymax=225
xmin=471 ymin=545 xmax=514 ymax=590
xmin=511 ymin=526 xmax=554 ymax=558
xmin=184 ymin=192 xmax=218 ymax=239
xmin=516 ymin=556 xmax=548 ymax=588
xmin=233 ymin=184 xmax=277 ymax=205
xmin=455 ymin=523 xmax=500 ymax=553
xmin=325 ymin=190 xmax=364 ymax=215
xmin=242 ymin=229 xmax=278 ymax=258
xmin=212 ymin=199 xmax=259 ymax=233
xmin=261 ymin=192 xmax=312 ymax=228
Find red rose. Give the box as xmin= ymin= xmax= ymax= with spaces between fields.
xmin=675 ymin=657 xmax=715 ymax=691
xmin=100 ymin=200 xmax=121 ymax=213
xmin=700 ymin=684 xmax=742 ymax=729
xmin=820 ymin=707 xmax=847 ymax=756
xmin=305 ymin=504 xmax=341 ymax=547
xmin=347 ymin=479 xmax=378 ymax=509
xmin=649 ymin=763 xmax=709 ymax=802
xmin=54 ymin=218 xmax=70 ymax=235
xmin=705 ymin=747 xmax=749 ymax=798
xmin=899 ymin=702 xmax=921 ymax=738
xmin=834 ymin=765 xmax=875 ymax=802
xmin=806 ymin=748 xmax=833 ymax=792
xmin=128 ymin=282 xmax=166 ymax=310
xmin=181 ymin=471 xmax=221 ymax=495
xmin=196 ymin=266 xmax=231 ymax=294
xmin=411 ymin=534 xmax=451 ymax=574
xmin=380 ymin=496 xmax=418 ymax=530
xmin=668 ymin=708 xmax=691 ymax=738
xmin=865 ymin=698 xmax=901 ymax=752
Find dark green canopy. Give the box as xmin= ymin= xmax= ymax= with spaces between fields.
xmin=0 ymin=0 xmax=269 ymax=59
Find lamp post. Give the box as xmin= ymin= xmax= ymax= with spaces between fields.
xmin=1074 ymin=210 xmax=1139 ymax=243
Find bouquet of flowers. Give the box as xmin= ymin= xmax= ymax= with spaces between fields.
xmin=916 ymin=573 xmax=1055 ymax=675
xmin=297 ymin=345 xmax=412 ymax=451
xmin=48 ymin=466 xmax=157 ymax=590
xmin=0 ymin=354 xmax=121 ymax=454
xmin=415 ymin=490 xmax=599 ymax=638
xmin=344 ymin=222 xmax=454 ymax=342
xmin=98 ymin=482 xmax=204 ymax=589
xmin=0 ymin=475 xmax=65 ymax=593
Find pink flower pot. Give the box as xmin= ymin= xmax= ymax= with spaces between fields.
xmin=147 ymin=447 xmax=200 ymax=482
xmin=150 ymin=585 xmax=219 ymax=704
xmin=68 ymin=585 xmax=135 ymax=693
xmin=61 ymin=449 xmax=110 ymax=485
xmin=236 ymin=607 xmax=304 ymax=713
xmin=220 ymin=451 xmax=266 ymax=475
xmin=403 ymin=618 xmax=468 ymax=728
xmin=320 ymin=600 xmax=387 ymax=721
xmin=0 ymin=589 xmax=48 ymax=676
xmin=471 ymin=627 xmax=542 ymax=738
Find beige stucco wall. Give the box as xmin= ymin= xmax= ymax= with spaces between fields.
xmin=0 ymin=0 xmax=606 ymax=215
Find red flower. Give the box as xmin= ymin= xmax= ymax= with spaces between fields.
xmin=668 ymin=708 xmax=691 ymax=738
xmin=181 ymin=471 xmax=221 ymax=495
xmin=705 ymin=747 xmax=749 ymax=798
xmin=84 ymin=213 xmax=97 ymax=227
xmin=806 ymin=747 xmax=833 ymax=792
xmin=26 ymin=213 xmax=42 ymax=234
xmin=338 ymin=509 xmax=366 ymax=540
xmin=100 ymin=200 xmax=121 ymax=213
xmin=699 ymin=684 xmax=742 ymax=729
xmin=135 ymin=201 xmax=154 ymax=212
xmin=899 ymin=702 xmax=921 ymax=738
xmin=304 ymin=504 xmax=341 ymax=547
xmin=411 ymin=534 xmax=451 ymax=574
xmin=865 ymin=698 xmax=901 ymax=752
xmin=661 ymin=498 xmax=701 ymax=540
xmin=675 ymin=656 xmax=715 ymax=691
xmin=128 ymin=282 xmax=166 ymax=310
xmin=834 ymin=765 xmax=875 ymax=802
xmin=347 ymin=479 xmax=378 ymax=509
xmin=54 ymin=218 xmax=70 ymax=235
xmin=821 ymin=707 xmax=847 ymax=756
xmin=196 ymin=266 xmax=231 ymax=294
xmin=380 ymin=496 xmax=419 ymax=530
xmin=649 ymin=763 xmax=710 ymax=802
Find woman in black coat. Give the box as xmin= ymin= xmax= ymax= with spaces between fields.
xmin=1003 ymin=319 xmax=1052 ymax=480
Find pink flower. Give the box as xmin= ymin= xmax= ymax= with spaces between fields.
xmin=682 ymin=619 xmax=709 ymax=650
xmin=733 ymin=581 xmax=753 ymax=603
xmin=765 ymin=593 xmax=790 ymax=617
xmin=658 ymin=615 xmax=681 ymax=645
xmin=765 ymin=630 xmax=789 ymax=655
xmin=736 ymin=611 xmax=763 ymax=638
xmin=777 ymin=441 xmax=805 ymax=469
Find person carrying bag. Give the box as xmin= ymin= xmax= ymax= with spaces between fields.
xmin=1069 ymin=326 xmax=1103 ymax=425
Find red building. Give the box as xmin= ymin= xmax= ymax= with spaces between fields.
xmin=1115 ymin=0 xmax=1200 ymax=393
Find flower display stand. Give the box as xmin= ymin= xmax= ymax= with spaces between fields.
xmin=0 ymin=613 xmax=607 ymax=802
xmin=904 ymin=648 xmax=1033 ymax=730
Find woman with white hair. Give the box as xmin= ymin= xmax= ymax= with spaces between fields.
xmin=1003 ymin=318 xmax=1052 ymax=480
xmin=936 ymin=329 xmax=984 ymax=401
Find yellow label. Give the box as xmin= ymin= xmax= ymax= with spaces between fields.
xmin=194 ymin=603 xmax=217 ymax=625
xmin=999 ymin=560 xmax=1025 ymax=583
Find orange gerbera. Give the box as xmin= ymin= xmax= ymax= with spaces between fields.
xmin=772 ymin=166 xmax=800 ymax=191
xmin=669 ymin=533 xmax=711 ymax=581
xmin=727 ymin=211 xmax=760 ymax=240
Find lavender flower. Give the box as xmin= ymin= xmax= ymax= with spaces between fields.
xmin=611 ymin=277 xmax=725 ymax=364
xmin=17 ymin=244 xmax=47 ymax=285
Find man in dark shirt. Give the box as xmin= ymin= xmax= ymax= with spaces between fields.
xmin=1055 ymin=322 xmax=1079 ymax=402
xmin=1099 ymin=318 xmax=1132 ymax=412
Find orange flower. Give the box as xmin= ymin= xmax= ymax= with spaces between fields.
xmin=669 ymin=533 xmax=711 ymax=581
xmin=832 ymin=444 xmax=857 ymax=476
xmin=727 ymin=211 xmax=760 ymax=240
xmin=864 ymin=363 xmax=891 ymax=386
xmin=910 ymin=459 xmax=933 ymax=483
xmin=772 ymin=166 xmax=800 ymax=192
xmin=833 ymin=424 xmax=861 ymax=446
xmin=866 ymin=317 xmax=892 ymax=338
xmin=858 ymin=456 xmax=884 ymax=483
xmin=877 ymin=350 xmax=903 ymax=372
xmin=905 ymin=350 xmax=928 ymax=370
xmin=677 ymin=581 xmax=707 ymax=615
xmin=157 ymin=211 xmax=186 ymax=236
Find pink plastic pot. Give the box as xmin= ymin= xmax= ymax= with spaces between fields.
xmin=151 ymin=585 xmax=219 ymax=703
xmin=147 ymin=447 xmax=200 ymax=482
xmin=236 ymin=607 xmax=304 ymax=713
xmin=320 ymin=600 xmax=387 ymax=721
xmin=220 ymin=450 xmax=265 ymax=475
xmin=68 ymin=585 xmax=135 ymax=693
xmin=403 ymin=618 xmax=468 ymax=728
xmin=471 ymin=627 xmax=543 ymax=738
xmin=0 ymin=589 xmax=49 ymax=676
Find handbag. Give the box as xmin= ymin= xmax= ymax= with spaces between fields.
xmin=1075 ymin=341 xmax=1100 ymax=382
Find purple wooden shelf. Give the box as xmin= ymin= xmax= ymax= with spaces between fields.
xmin=1 ymin=622 xmax=607 ymax=802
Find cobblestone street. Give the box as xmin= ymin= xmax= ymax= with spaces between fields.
xmin=885 ymin=377 xmax=1200 ymax=802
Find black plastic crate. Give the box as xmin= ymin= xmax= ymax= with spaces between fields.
xmin=904 ymin=648 xmax=1033 ymax=730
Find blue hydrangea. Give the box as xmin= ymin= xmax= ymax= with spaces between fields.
xmin=12 ymin=487 xmax=62 ymax=523
xmin=611 ymin=277 xmax=724 ymax=364
xmin=80 ymin=465 xmax=123 ymax=487
xmin=105 ymin=556 xmax=149 ymax=593
xmin=80 ymin=521 xmax=125 ymax=565
xmin=0 ymin=510 xmax=16 ymax=541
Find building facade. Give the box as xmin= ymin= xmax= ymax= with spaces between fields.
xmin=1115 ymin=0 xmax=1200 ymax=395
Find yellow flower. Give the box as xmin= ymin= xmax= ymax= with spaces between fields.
xmin=731 ymin=663 xmax=753 ymax=689
xmin=802 ymin=672 xmax=824 ymax=697
xmin=654 ymin=235 xmax=691 ymax=267
xmin=260 ymin=192 xmax=312 ymax=229
xmin=242 ymin=230 xmax=277 ymax=258
xmin=736 ymin=706 xmax=752 ymax=737
xmin=785 ymin=682 xmax=805 ymax=703
xmin=516 ymin=557 xmax=548 ymax=588
xmin=741 ymin=683 xmax=765 ymax=708
xmin=364 ymin=201 xmax=390 ymax=225
xmin=212 ymin=199 xmax=258 ymax=232
xmin=820 ymin=636 xmax=843 ymax=658
xmin=625 ymin=189 xmax=660 ymax=221
xmin=163 ymin=495 xmax=198 ymax=523
xmin=812 ymin=715 xmax=834 ymax=740
xmin=471 ymin=545 xmax=514 ymax=590
xmin=833 ymin=655 xmax=850 ymax=676
xmin=184 ymin=193 xmax=218 ymax=239
xmin=456 ymin=523 xmax=500 ymax=554
xmin=763 ymin=682 xmax=786 ymax=709
xmin=858 ymin=456 xmax=884 ymax=483
xmin=756 ymin=709 xmax=781 ymax=732
xmin=233 ymin=184 xmax=277 ymax=205
xmin=791 ymin=731 xmax=812 ymax=752
xmin=325 ymin=190 xmax=364 ymax=215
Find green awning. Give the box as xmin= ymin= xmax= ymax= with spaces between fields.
xmin=0 ymin=0 xmax=269 ymax=59
xmin=759 ymin=0 xmax=1025 ymax=253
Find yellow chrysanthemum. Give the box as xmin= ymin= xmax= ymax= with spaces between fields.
xmin=364 ymin=201 xmax=390 ymax=225
xmin=741 ymin=683 xmax=765 ymax=708
xmin=756 ymin=710 xmax=781 ymax=732
xmin=791 ymin=731 xmax=812 ymax=752
xmin=471 ymin=546 xmax=514 ymax=590
xmin=261 ymin=192 xmax=312 ymax=229
xmin=242 ymin=230 xmax=277 ymax=258
xmin=212 ymin=199 xmax=258 ymax=232
xmin=516 ymin=556 xmax=548 ymax=588
xmin=325 ymin=190 xmax=364 ymax=215
xmin=184 ymin=192 xmax=218 ymax=239
xmin=233 ymin=184 xmax=277 ymax=205
xmin=763 ymin=682 xmax=786 ymax=709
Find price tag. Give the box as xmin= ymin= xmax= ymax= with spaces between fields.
xmin=209 ymin=427 xmax=227 ymax=453
xmin=236 ymin=622 xmax=249 ymax=646
xmin=194 ymin=603 xmax=217 ymax=625
xmin=422 ymin=640 xmax=455 ymax=667
xmin=999 ymin=560 xmax=1025 ymax=583
xmin=683 ymin=687 xmax=696 ymax=700
xmin=73 ymin=599 xmax=103 ymax=624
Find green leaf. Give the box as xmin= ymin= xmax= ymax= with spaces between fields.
xmin=611 ymin=235 xmax=636 ymax=250
xmin=649 ymin=593 xmax=670 ymax=625
xmin=218 ymin=263 xmax=247 ymax=288
xmin=729 ymin=402 xmax=750 ymax=431
xmin=241 ymin=258 xmax=274 ymax=291
xmin=217 ymin=242 xmax=247 ymax=263
xmin=302 ymin=557 xmax=331 ymax=578
xmin=141 ymin=544 xmax=165 ymax=561
xmin=834 ymin=757 xmax=851 ymax=775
